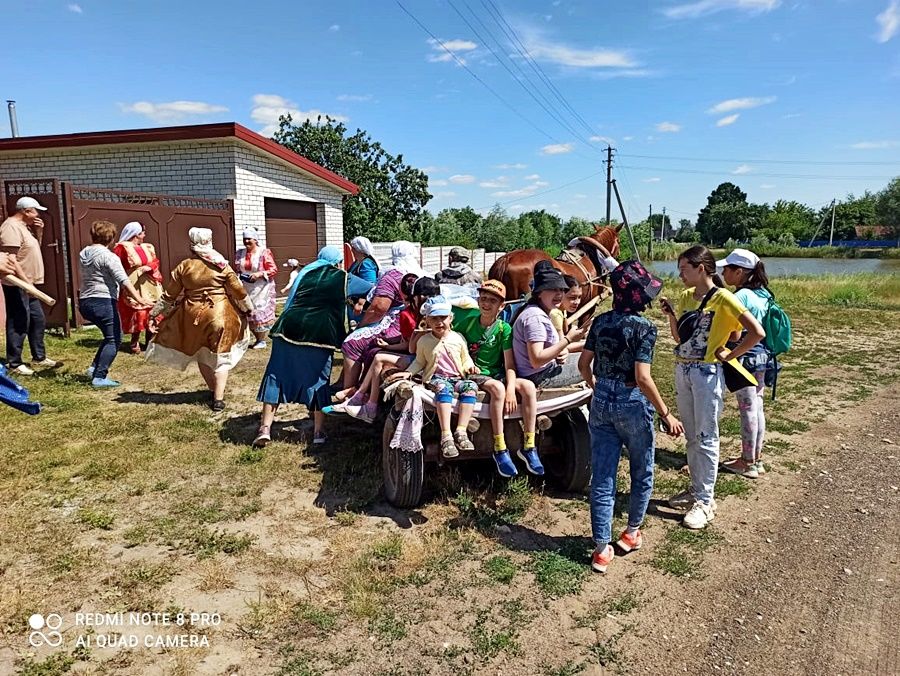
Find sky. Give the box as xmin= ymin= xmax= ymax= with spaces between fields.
xmin=2 ymin=0 xmax=900 ymax=225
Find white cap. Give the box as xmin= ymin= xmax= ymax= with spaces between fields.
xmin=716 ymin=248 xmax=759 ymax=270
xmin=16 ymin=196 xmax=47 ymax=211
xmin=283 ymin=258 xmax=299 ymax=268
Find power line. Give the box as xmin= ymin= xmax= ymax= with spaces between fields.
xmin=616 ymin=164 xmax=895 ymax=181
xmin=473 ymin=169 xmax=606 ymax=210
xmin=618 ymin=153 xmax=900 ymax=167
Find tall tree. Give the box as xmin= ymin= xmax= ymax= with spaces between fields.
xmin=696 ymin=182 xmax=748 ymax=244
xmin=273 ymin=114 xmax=431 ymax=241
xmin=875 ymin=177 xmax=900 ymax=243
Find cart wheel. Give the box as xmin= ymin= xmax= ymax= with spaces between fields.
xmin=544 ymin=408 xmax=591 ymax=493
xmin=382 ymin=413 xmax=424 ymax=508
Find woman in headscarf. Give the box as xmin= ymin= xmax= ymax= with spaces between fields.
xmin=112 ymin=221 xmax=163 ymax=354
xmin=348 ymin=236 xmax=380 ymax=285
xmin=338 ymin=241 xmax=426 ymax=391
xmin=234 ymin=226 xmax=278 ymax=349
xmin=252 ymin=246 xmax=372 ymax=448
xmin=145 ymin=227 xmax=253 ymax=412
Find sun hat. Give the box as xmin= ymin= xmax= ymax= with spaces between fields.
xmin=610 ymin=260 xmax=663 ymax=314
xmin=531 ymin=260 xmax=569 ymax=293
xmin=283 ymin=258 xmax=299 ymax=268
xmin=716 ymin=248 xmax=760 ymax=270
xmin=422 ymin=295 xmax=452 ymax=317
xmin=16 ymin=196 xmax=47 ymax=211
xmin=478 ymin=279 xmax=507 ymax=300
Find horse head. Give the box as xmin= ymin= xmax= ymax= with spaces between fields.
xmin=585 ymin=224 xmax=621 ymax=259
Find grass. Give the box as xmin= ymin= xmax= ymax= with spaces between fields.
xmin=469 ymin=608 xmax=520 ymax=659
xmin=75 ymin=507 xmax=114 ymax=530
xmin=529 ymin=551 xmax=587 ymax=598
xmin=483 ymin=554 xmax=517 ymax=584
xmin=651 ymin=527 xmax=724 ymax=578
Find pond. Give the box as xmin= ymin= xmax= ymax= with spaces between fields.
xmin=647 ymin=256 xmax=900 ymax=278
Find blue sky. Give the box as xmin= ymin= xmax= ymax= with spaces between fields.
xmin=3 ymin=0 xmax=899 ymax=224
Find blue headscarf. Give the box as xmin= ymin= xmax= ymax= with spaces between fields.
xmin=284 ymin=246 xmax=343 ymax=309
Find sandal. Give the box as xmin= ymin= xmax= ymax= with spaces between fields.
xmin=253 ymin=425 xmax=271 ymax=448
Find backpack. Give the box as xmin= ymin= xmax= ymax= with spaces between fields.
xmin=754 ymin=288 xmax=792 ymax=400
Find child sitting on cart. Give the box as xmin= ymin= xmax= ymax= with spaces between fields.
xmin=452 ymin=279 xmax=541 ymax=478
xmin=392 ymin=296 xmax=479 ymax=459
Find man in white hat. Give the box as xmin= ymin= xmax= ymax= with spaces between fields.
xmin=0 ymin=196 xmax=59 ymax=374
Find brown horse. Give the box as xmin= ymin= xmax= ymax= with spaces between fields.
xmin=488 ymin=224 xmax=623 ymax=301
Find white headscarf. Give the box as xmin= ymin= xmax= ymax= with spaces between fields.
xmin=387 ymin=240 xmax=426 ymax=278
xmin=350 ymin=236 xmax=380 ymax=274
xmin=242 ymin=226 xmax=259 ymax=241
xmin=118 ymin=221 xmax=143 ymax=243
xmin=189 ymin=227 xmax=228 ymax=269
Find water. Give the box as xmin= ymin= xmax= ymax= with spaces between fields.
xmin=647 ymin=257 xmax=900 ymax=278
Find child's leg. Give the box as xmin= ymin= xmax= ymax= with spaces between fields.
xmin=515 ymin=378 xmax=538 ymax=449
xmin=429 ymin=376 xmax=455 ymax=437
xmin=368 ymin=353 xmax=401 ymax=402
xmin=482 ymin=379 xmax=506 ymax=449
xmin=735 ymin=384 xmax=760 ymax=463
xmin=754 ymin=370 xmax=766 ymax=463
xmin=454 ymin=379 xmax=479 ymax=433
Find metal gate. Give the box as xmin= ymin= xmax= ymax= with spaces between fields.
xmin=64 ymin=185 xmax=235 ymax=327
xmin=2 ymin=179 xmax=70 ymax=335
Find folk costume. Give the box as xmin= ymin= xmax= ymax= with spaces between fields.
xmin=235 ymin=227 xmax=278 ymax=335
xmin=113 ymin=222 xmax=162 ymax=349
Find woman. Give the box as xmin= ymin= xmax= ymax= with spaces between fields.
xmin=253 ymin=246 xmax=371 ymax=448
xmin=340 ymin=240 xmax=426 ymax=390
xmin=659 ymin=245 xmax=765 ymax=530
xmin=146 ymin=227 xmax=253 ymax=411
xmin=234 ymin=226 xmax=277 ymax=349
xmin=578 ymin=261 xmax=684 ymax=573
xmin=512 ymin=261 xmax=585 ymax=388
xmin=348 ymin=236 xmax=380 ymax=285
xmin=113 ymin=221 xmax=163 ymax=354
xmin=718 ymin=248 xmax=771 ymax=479
xmin=78 ymin=220 xmax=154 ymax=387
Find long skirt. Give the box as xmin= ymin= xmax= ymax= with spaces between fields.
xmin=257 ymin=338 xmax=332 ymax=411
xmin=341 ymin=308 xmax=402 ymax=362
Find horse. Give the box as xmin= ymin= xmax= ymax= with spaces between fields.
xmin=488 ymin=224 xmax=623 ymax=303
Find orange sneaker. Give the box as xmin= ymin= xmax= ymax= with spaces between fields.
xmin=616 ymin=529 xmax=643 ymax=553
xmin=591 ymin=544 xmax=614 ymax=573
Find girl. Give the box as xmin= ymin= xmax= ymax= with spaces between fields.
xmin=718 ymin=248 xmax=771 ymax=479
xmin=659 ymin=245 xmax=765 ymax=530
xmin=393 ymin=296 xmax=479 ymax=459
xmin=578 ymin=261 xmax=683 ymax=573
xmin=234 ymin=227 xmax=278 ymax=349
xmin=549 ymin=274 xmax=586 ymax=354
xmin=280 ymin=258 xmax=301 ymax=294
xmin=512 ymin=261 xmax=585 ymax=389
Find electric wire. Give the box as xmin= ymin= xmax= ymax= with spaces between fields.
xmin=618 ymin=153 xmax=900 ymax=167
xmin=616 ymin=165 xmax=895 ymax=181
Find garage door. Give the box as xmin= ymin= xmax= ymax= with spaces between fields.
xmin=264 ymin=197 xmax=319 ymax=293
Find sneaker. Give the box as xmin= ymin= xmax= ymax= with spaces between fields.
xmin=591 ymin=544 xmax=614 ymax=573
xmin=453 ymin=430 xmax=475 ymax=453
xmin=517 ymin=447 xmax=545 ymax=476
xmin=721 ymin=457 xmax=759 ymax=479
xmin=440 ymin=436 xmax=459 ymax=459
xmin=345 ymin=401 xmax=376 ymax=423
xmin=33 ymin=358 xmax=60 ymax=368
xmin=754 ymin=461 xmax=767 ymax=475
xmin=493 ymin=450 xmax=518 ymax=478
xmin=252 ymin=425 xmax=271 ymax=448
xmin=667 ymin=489 xmax=695 ymax=509
xmin=321 ymin=404 xmax=344 ymax=416
xmin=313 ymin=431 xmax=327 ymax=445
xmin=210 ymin=399 xmax=226 ymax=412
xmin=616 ymin=529 xmax=643 ymax=553
xmin=683 ymin=501 xmax=715 ymax=530
xmin=11 ymin=364 xmax=34 ymax=376
xmin=91 ymin=377 xmax=121 ymax=388
xmin=85 ymin=366 xmax=95 ymax=378
xmin=252 ymin=340 xmax=267 ymax=350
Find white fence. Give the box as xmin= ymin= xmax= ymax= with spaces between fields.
xmin=370 ymin=243 xmax=506 ymax=276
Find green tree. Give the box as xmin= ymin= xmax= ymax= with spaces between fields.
xmin=757 ymin=200 xmax=815 ymax=241
xmin=475 ymin=206 xmax=517 ymax=251
xmin=874 ymin=178 xmax=900 ymax=243
xmin=421 ymin=208 xmax=476 ymax=247
xmin=814 ymin=192 xmax=877 ymax=242
xmin=696 ymin=182 xmax=749 ymax=244
xmin=674 ymin=218 xmax=699 ymax=243
xmin=273 ymin=114 xmax=431 ymax=241
xmin=516 ymin=210 xmax=562 ymax=250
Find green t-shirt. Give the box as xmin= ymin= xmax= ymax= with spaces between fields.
xmin=452 ymin=307 xmax=513 ymax=377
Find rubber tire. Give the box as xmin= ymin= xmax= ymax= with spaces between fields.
xmin=544 ymin=407 xmax=592 ymax=493
xmin=382 ymin=413 xmax=425 ymax=508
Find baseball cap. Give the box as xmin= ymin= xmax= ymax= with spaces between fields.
xmin=16 ymin=196 xmax=47 ymax=211
xmin=422 ymin=295 xmax=452 ymax=317
xmin=478 ymin=279 xmax=507 ymax=300
xmin=448 ymin=246 xmax=469 ymax=261
xmin=716 ymin=248 xmax=760 ymax=270
xmin=283 ymin=258 xmax=299 ymax=268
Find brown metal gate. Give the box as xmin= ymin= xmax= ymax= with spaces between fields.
xmin=64 ymin=185 xmax=235 ymax=327
xmin=2 ymin=179 xmax=71 ymax=335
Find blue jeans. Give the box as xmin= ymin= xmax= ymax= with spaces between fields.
xmin=3 ymin=285 xmax=47 ymax=367
xmin=588 ymin=377 xmax=656 ymax=546
xmin=79 ymin=296 xmax=121 ymax=379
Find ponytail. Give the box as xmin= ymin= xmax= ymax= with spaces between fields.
xmin=741 ymin=260 xmax=769 ymax=290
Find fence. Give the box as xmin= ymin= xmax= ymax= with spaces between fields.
xmin=369 ymin=243 xmax=506 ymax=275
xmin=801 ymin=239 xmax=897 ymax=249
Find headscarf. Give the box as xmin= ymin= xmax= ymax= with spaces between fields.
xmin=242 ymin=226 xmax=259 ymax=241
xmin=118 ymin=221 xmax=143 ymax=243
xmin=284 ymin=245 xmax=344 ymax=309
xmin=189 ymin=227 xmax=228 ymax=269
xmin=387 ymin=240 xmax=426 ymax=278
xmin=350 ymin=236 xmax=380 ymax=273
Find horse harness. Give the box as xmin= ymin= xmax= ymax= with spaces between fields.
xmin=555 ymin=244 xmax=612 ymax=300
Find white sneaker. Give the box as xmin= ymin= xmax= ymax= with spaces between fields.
xmin=252 ymin=340 xmax=267 ymax=350
xmin=33 ymin=358 xmax=60 ymax=367
xmin=85 ymin=366 xmax=95 ymax=378
xmin=12 ymin=364 xmax=34 ymax=376
xmin=683 ymin=501 xmax=715 ymax=529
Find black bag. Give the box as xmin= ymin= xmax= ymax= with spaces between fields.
xmin=676 ymin=288 xmax=718 ymax=344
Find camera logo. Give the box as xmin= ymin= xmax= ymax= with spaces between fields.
xmin=28 ymin=613 xmax=63 ymax=647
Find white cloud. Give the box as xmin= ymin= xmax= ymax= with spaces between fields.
xmin=479 ymin=177 xmax=510 ymax=188
xmin=643 ymin=177 xmax=662 ymax=183
xmin=663 ymin=0 xmax=780 ymax=20
xmin=250 ymin=94 xmax=348 ymax=136
xmin=422 ymin=165 xmax=449 ymax=173
xmin=491 ymin=180 xmax=550 ymax=198
xmin=590 ymin=135 xmax=615 ymax=144
xmin=623 ymin=135 xmax=634 ymax=141
xmin=329 ymin=24 xmax=340 ymax=31
xmin=876 ymin=0 xmax=900 ymax=42
xmin=850 ymin=140 xmax=900 ymax=149
xmin=656 ymin=121 xmax=681 ymax=132
xmin=732 ymin=164 xmax=752 ymax=174
xmin=716 ymin=113 xmax=740 ymax=127
xmin=119 ymin=100 xmax=228 ymax=122
xmin=427 ymin=38 xmax=478 ymax=64
xmin=540 ymin=142 xmax=574 ymax=155
xmin=495 ymin=163 xmax=527 ymax=169
xmin=782 ymin=112 xmax=802 ymax=119
xmin=573 ymin=193 xmax=588 ymax=199
xmin=434 ymin=191 xmax=457 ymax=198
xmin=67 ymin=3 xmax=83 ymax=13
xmin=707 ymin=96 xmax=776 ymax=114
xmin=524 ymin=173 xmax=541 ymax=180
xmin=430 ymin=179 xmax=449 ymax=187
xmin=336 ymin=94 xmax=373 ymax=102
xmin=760 ymin=184 xmax=776 ymax=189
xmin=525 ymin=37 xmax=637 ymax=68
xmin=449 ymin=174 xmax=476 ymax=184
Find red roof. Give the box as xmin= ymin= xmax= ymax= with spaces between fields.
xmin=0 ymin=122 xmax=359 ymax=195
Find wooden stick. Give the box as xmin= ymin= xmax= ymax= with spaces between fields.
xmin=568 ymin=294 xmax=600 ymax=325
xmin=5 ymin=275 xmax=56 ymax=306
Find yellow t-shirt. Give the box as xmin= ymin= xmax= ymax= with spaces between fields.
xmin=674 ymin=287 xmax=746 ymax=363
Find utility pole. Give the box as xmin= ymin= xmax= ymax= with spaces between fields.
xmin=660 ymin=206 xmax=667 ymax=241
xmin=647 ymin=204 xmax=653 ymax=260
xmin=828 ymin=200 xmax=837 ymax=247
xmin=605 ymin=145 xmax=613 ymax=226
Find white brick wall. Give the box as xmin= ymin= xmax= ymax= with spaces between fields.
xmin=0 ymin=137 xmax=348 ymax=252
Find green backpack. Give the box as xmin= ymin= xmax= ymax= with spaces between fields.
xmin=755 ymin=288 xmax=792 ymax=355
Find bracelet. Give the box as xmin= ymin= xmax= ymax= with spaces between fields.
xmin=562 ymin=336 xmax=570 ymax=345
